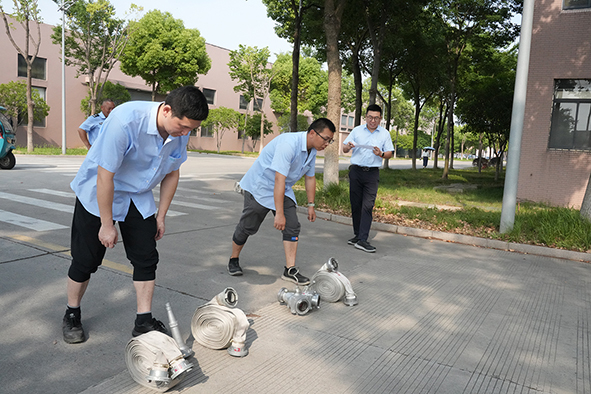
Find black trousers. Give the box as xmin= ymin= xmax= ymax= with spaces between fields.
xmin=348 ymin=165 xmax=380 ymax=242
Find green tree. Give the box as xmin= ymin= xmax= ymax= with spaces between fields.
xmin=80 ymin=80 xmax=130 ymax=116
xmin=1 ymin=0 xmax=42 ymax=152
xmin=0 ymin=80 xmax=49 ymax=129
xmin=241 ymin=113 xmax=273 ymax=151
xmin=270 ymin=52 xmax=328 ymax=118
xmin=51 ymin=0 xmax=132 ymax=115
xmin=120 ymin=10 xmax=211 ymax=101
xmin=277 ymin=112 xmax=310 ymax=133
xmin=201 ymin=107 xmax=241 ymax=153
xmin=456 ymin=44 xmax=517 ymax=179
xmin=228 ymin=45 xmax=275 ymax=151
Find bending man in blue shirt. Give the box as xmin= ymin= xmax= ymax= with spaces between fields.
xmin=77 ymin=99 xmax=116 ymax=149
xmin=228 ymin=118 xmax=336 ymax=285
xmin=62 ymin=86 xmax=209 ymax=344
xmin=343 ymin=104 xmax=394 ymax=253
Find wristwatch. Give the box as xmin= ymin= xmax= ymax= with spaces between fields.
xmin=381 ymin=152 xmax=385 ymax=158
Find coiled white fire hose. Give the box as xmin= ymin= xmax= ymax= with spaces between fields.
xmin=310 ymin=257 xmax=358 ymax=306
xmin=190 ymin=287 xmax=250 ymax=357
xmin=125 ymin=331 xmax=193 ymax=392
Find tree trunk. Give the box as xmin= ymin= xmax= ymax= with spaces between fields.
xmin=582 ymin=175 xmax=591 ymax=221
xmin=26 ymin=63 xmax=34 ymax=153
xmin=289 ymin=8 xmax=302 ymax=133
xmin=323 ymin=0 xmax=345 ymax=187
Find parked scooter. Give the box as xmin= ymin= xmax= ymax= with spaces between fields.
xmin=0 ymin=106 xmax=16 ymax=170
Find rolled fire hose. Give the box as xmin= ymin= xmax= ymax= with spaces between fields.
xmin=125 ymin=331 xmax=193 ymax=392
xmin=190 ymin=287 xmax=250 ymax=357
xmin=310 ymin=257 xmax=358 ymax=306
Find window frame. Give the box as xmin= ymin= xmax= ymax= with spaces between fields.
xmin=563 ymin=0 xmax=591 ymax=10
xmin=548 ymin=79 xmax=591 ymax=150
xmin=202 ymin=88 xmax=215 ymax=105
xmin=18 ymin=54 xmax=47 ymax=80
xmin=200 ymin=124 xmax=214 ymax=138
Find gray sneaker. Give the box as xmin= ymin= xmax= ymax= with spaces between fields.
xmin=63 ymin=311 xmax=86 ymax=344
xmin=228 ymin=258 xmax=243 ymax=276
xmin=281 ymin=266 xmax=310 ymax=285
xmin=347 ymin=236 xmax=359 ymax=245
xmin=355 ymin=240 xmax=376 ymax=253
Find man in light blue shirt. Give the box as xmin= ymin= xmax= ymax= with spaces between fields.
xmin=62 ymin=86 xmax=209 ymax=344
xmin=343 ymin=104 xmax=394 ymax=253
xmin=77 ymin=99 xmax=116 ymax=149
xmin=228 ymin=118 xmax=336 ymax=285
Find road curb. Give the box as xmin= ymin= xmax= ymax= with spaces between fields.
xmin=298 ymin=206 xmax=591 ymax=264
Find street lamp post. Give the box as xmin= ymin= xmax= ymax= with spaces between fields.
xmin=58 ymin=0 xmax=74 ymax=155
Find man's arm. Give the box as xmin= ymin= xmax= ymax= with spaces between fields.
xmin=77 ymin=128 xmax=91 ymax=149
xmin=273 ymin=172 xmax=287 ymax=231
xmin=97 ymin=166 xmax=117 ymax=248
xmin=304 ymin=175 xmax=316 ymax=222
xmin=155 ymin=169 xmax=180 ymax=240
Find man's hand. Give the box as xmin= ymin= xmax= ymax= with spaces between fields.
xmin=155 ymin=216 xmax=165 ymax=240
xmin=98 ymin=222 xmax=118 ymax=248
xmin=307 ymin=206 xmax=316 ymax=222
xmin=343 ymin=141 xmax=355 ymax=153
xmin=373 ymin=146 xmax=382 ymax=157
xmin=274 ymin=212 xmax=286 ymax=231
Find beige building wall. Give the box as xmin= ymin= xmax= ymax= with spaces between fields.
xmin=518 ymin=1 xmax=591 ymax=208
xmin=0 ymin=18 xmax=280 ymax=151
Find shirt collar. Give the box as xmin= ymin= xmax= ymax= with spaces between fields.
xmin=147 ymin=102 xmax=164 ymax=136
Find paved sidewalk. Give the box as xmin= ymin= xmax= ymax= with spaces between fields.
xmin=78 ymin=214 xmax=591 ymax=394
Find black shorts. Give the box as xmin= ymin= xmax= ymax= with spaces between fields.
xmin=232 ymin=191 xmax=301 ymax=245
xmin=69 ymin=198 xmax=159 ymax=282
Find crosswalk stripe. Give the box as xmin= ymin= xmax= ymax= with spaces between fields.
xmin=29 ymin=188 xmax=75 ymax=198
xmin=0 ymin=192 xmax=74 ymax=213
xmin=0 ymin=209 xmax=68 ymax=231
xmin=169 ymin=200 xmax=221 ymax=211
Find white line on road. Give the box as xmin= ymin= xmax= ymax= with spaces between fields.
xmin=0 ymin=209 xmax=68 ymax=231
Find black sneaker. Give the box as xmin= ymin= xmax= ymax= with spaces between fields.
xmin=63 ymin=311 xmax=86 ymax=344
xmin=281 ymin=266 xmax=310 ymax=285
xmin=355 ymin=240 xmax=376 ymax=253
xmin=228 ymin=258 xmax=243 ymax=276
xmin=132 ymin=318 xmax=169 ymax=337
xmin=347 ymin=236 xmax=359 ymax=245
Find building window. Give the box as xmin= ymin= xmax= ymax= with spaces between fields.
xmin=203 ymin=88 xmax=215 ymax=105
xmin=19 ymin=86 xmax=47 ymax=127
xmin=200 ymin=124 xmax=214 ymax=137
xmin=563 ymin=0 xmax=591 ymax=9
xmin=253 ymin=98 xmax=263 ymax=111
xmin=18 ymin=54 xmax=46 ymax=80
xmin=549 ymin=79 xmax=591 ymax=150
xmin=348 ymin=116 xmax=354 ymax=127
xmin=239 ymin=95 xmax=248 ymax=110
xmin=341 ymin=115 xmax=347 ymax=126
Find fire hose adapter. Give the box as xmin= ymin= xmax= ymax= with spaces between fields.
xmin=125 ymin=331 xmax=193 ymax=392
xmin=277 ymin=286 xmax=321 ymax=316
xmin=309 ymin=257 xmax=358 ymax=306
xmin=191 ymin=287 xmax=250 ymax=357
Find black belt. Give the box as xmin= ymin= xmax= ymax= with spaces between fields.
xmin=351 ymin=164 xmax=378 ymax=172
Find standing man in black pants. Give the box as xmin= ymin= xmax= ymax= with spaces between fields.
xmin=342 ymin=104 xmax=394 ymax=253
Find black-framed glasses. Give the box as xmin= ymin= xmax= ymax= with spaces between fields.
xmin=366 ymin=115 xmax=381 ymax=122
xmin=314 ymin=129 xmax=334 ymax=144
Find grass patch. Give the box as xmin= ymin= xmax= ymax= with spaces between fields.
xmin=188 ymin=149 xmax=259 ymax=158
xmin=14 ymin=146 xmax=88 ymax=155
xmin=295 ymin=167 xmax=591 ymax=252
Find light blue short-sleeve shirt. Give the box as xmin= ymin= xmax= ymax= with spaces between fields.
xmin=239 ymin=131 xmax=316 ymax=210
xmin=343 ymin=124 xmax=394 ymax=167
xmin=79 ymin=112 xmax=106 ymax=145
xmin=70 ymin=101 xmax=189 ymax=221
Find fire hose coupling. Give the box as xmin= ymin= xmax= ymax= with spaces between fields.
xmin=166 ymin=302 xmax=194 ymax=359
xmin=125 ymin=331 xmax=193 ymax=392
xmin=191 ymin=287 xmax=250 ymax=357
xmin=309 ymin=257 xmax=358 ymax=306
xmin=277 ymin=286 xmax=321 ymax=316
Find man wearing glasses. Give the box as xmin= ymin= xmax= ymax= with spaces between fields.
xmin=227 ymin=118 xmax=336 ymax=285
xmin=342 ymin=104 xmax=394 ymax=253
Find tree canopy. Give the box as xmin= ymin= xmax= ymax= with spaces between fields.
xmin=0 ymin=80 xmax=50 ymax=129
xmin=120 ymin=10 xmax=211 ymax=100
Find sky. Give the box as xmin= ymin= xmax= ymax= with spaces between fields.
xmin=29 ymin=0 xmax=293 ymax=61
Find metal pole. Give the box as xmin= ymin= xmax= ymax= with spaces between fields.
xmin=499 ymin=0 xmax=535 ymax=233
xmin=61 ymin=1 xmax=66 ymax=155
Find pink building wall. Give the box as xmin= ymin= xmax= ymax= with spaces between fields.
xmin=0 ymin=18 xmax=280 ymax=151
xmin=518 ymin=1 xmax=591 ymax=208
